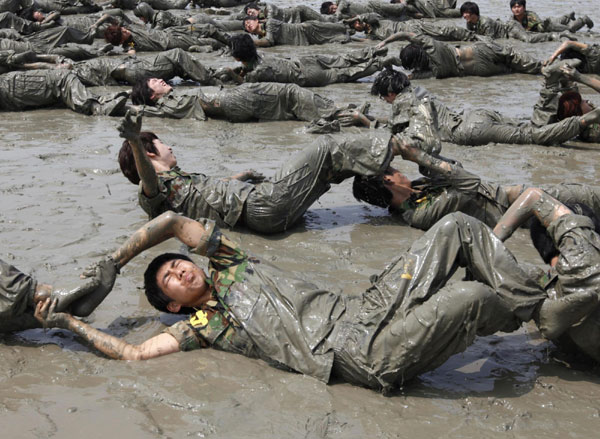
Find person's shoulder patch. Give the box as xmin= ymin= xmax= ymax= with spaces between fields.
xmin=190 ymin=310 xmax=209 ymax=328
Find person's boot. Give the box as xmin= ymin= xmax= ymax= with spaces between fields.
xmin=583 ymin=15 xmax=594 ymax=29
xmin=568 ymin=16 xmax=593 ymax=32
xmin=534 ymin=291 xmax=599 ymax=339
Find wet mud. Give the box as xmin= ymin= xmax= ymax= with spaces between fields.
xmin=2 ymin=0 xmax=600 ymax=437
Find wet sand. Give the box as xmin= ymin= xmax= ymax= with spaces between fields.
xmin=1 ymin=0 xmax=600 ymax=437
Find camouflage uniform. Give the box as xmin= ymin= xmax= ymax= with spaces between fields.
xmin=24 ymin=25 xmax=94 ymax=50
xmin=408 ymin=0 xmax=461 ymax=18
xmin=0 ymin=0 xmax=28 ymax=13
xmin=265 ymin=4 xmax=328 ymax=23
xmin=262 ymin=18 xmax=349 ymax=46
xmin=165 ymin=213 xmax=545 ymax=390
xmin=391 ymin=85 xmax=585 ymax=146
xmin=52 ymin=9 xmax=131 ymax=37
xmin=123 ymin=24 xmax=229 ymax=52
xmin=357 ymin=13 xmax=476 ymax=41
xmin=467 ymin=15 xmax=556 ymax=43
xmin=134 ymin=3 xmax=240 ymax=31
xmin=0 ymin=259 xmax=40 ymax=332
xmin=0 ymin=69 xmax=127 ymax=115
xmin=512 ymin=10 xmax=589 ymax=33
xmin=0 ymin=11 xmax=44 ymax=34
xmin=138 ymin=133 xmax=392 ymax=232
xmin=239 ymin=47 xmax=397 ymax=87
xmin=333 ymin=0 xmax=412 ymax=20
xmin=111 ymin=0 xmax=190 ymax=10
xmin=73 ymin=48 xmax=215 ymax=86
xmin=136 ymin=82 xmax=343 ymax=121
xmin=0 ymin=37 xmax=109 ymax=60
xmin=405 ymin=33 xmax=541 ymax=79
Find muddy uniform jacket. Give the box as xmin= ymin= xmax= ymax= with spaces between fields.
xmin=166 ymin=213 xmax=545 ymax=390
xmin=335 ymin=0 xmax=411 ymax=20
xmin=138 ymin=134 xmax=392 ymax=232
xmin=73 ymin=48 xmax=213 ymax=86
xmin=136 ymin=83 xmax=339 ymax=121
xmin=0 ymin=37 xmax=104 ymax=60
xmin=390 ymin=85 xmax=584 ymax=146
xmin=0 ymin=11 xmax=44 ymax=34
xmin=467 ymin=15 xmax=554 ymax=43
xmin=0 ymin=0 xmax=27 ymax=13
xmin=125 ymin=24 xmax=228 ymax=52
xmin=0 ymin=259 xmax=40 ymax=332
xmin=579 ymin=44 xmax=600 ymax=74
xmin=242 ymin=47 xmax=391 ymax=87
xmin=358 ymin=13 xmax=474 ymax=41
xmin=266 ymin=4 xmax=326 ymax=23
xmin=406 ymin=33 xmax=541 ymax=79
xmin=511 ymin=10 xmax=581 ymax=33
xmin=24 ymin=25 xmax=95 ymax=50
xmin=263 ymin=18 xmax=348 ymax=46
xmin=538 ymin=215 xmax=600 ymax=362
xmin=33 ymin=0 xmax=101 ymax=14
xmin=408 ymin=0 xmax=461 ymax=18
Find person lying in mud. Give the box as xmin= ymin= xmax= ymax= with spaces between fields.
xmin=320 ymin=0 xmax=418 ymax=21
xmin=459 ymin=1 xmax=572 ymax=43
xmin=531 ymin=59 xmax=600 ymax=142
xmin=352 ymin=139 xmax=600 ymax=231
xmin=0 ymin=68 xmax=128 ymax=115
xmin=0 ymin=35 xmax=113 ymax=61
xmin=133 ymin=2 xmax=241 ymax=31
xmin=508 ymin=0 xmax=593 ymax=34
xmin=242 ymin=15 xmax=349 ymax=47
xmin=370 ymin=68 xmax=600 ymax=147
xmin=102 ymin=23 xmax=230 ymax=54
xmin=26 ymin=8 xmax=132 ymax=38
xmin=242 ymin=2 xmax=331 ymax=23
xmin=0 ymin=257 xmax=117 ymax=332
xmin=72 ymin=48 xmax=218 ymax=87
xmin=107 ymin=0 xmax=191 ymax=11
xmin=493 ymin=188 xmax=600 ymax=363
xmin=375 ymin=30 xmax=542 ymax=79
xmin=0 ymin=49 xmax=71 ymax=73
xmin=546 ymin=40 xmax=600 ymax=76
xmin=118 ymin=111 xmax=394 ymax=233
xmin=33 ymin=206 xmax=595 ymax=390
xmin=29 ymin=0 xmax=101 ymax=14
xmin=128 ymin=76 xmax=374 ymax=126
xmin=343 ymin=13 xmax=477 ymax=42
xmin=0 ymin=10 xmax=54 ymax=34
xmin=216 ymin=33 xmax=398 ymax=87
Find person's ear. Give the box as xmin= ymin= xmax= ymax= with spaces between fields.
xmin=166 ymin=301 xmax=181 ymax=313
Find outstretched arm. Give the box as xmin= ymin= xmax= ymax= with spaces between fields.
xmin=118 ymin=111 xmax=159 ymax=198
xmin=375 ymin=31 xmax=415 ymax=49
xmin=493 ymin=188 xmax=572 ymax=241
xmin=393 ymin=136 xmax=452 ymax=174
xmin=560 ymin=64 xmax=600 ymax=93
xmin=35 ymin=299 xmax=180 ymax=360
xmin=547 ymin=41 xmax=588 ymax=65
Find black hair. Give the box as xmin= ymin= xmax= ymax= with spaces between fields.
xmin=400 ymin=44 xmax=430 ymax=72
xmin=144 ymin=253 xmax=197 ymax=314
xmin=559 ymin=49 xmax=588 ymax=73
xmin=530 ymin=202 xmax=600 ymax=264
xmin=370 ymin=67 xmax=411 ymax=97
xmin=320 ymin=1 xmax=334 ymax=14
xmin=131 ymin=77 xmax=157 ymax=106
xmin=230 ymin=33 xmax=258 ymax=62
xmin=244 ymin=2 xmax=260 ymax=13
xmin=19 ymin=6 xmax=39 ymax=21
xmin=352 ymin=172 xmax=393 ymax=209
xmin=242 ymin=15 xmax=259 ymax=32
xmin=118 ymin=131 xmax=159 ymax=185
xmin=510 ymin=0 xmax=526 ymax=9
xmin=460 ymin=2 xmax=480 ymax=16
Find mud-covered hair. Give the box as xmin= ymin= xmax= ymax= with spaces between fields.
xmin=557 ymin=91 xmax=583 ymax=120
xmin=530 ymin=202 xmax=600 ymax=264
xmin=320 ymin=1 xmax=334 ymax=14
xmin=244 ymin=2 xmax=260 ymax=13
xmin=370 ymin=67 xmax=411 ymax=97
xmin=559 ymin=49 xmax=588 ymax=73
xmin=118 ymin=131 xmax=159 ymax=185
xmin=509 ymin=0 xmax=526 ymax=8
xmin=131 ymin=77 xmax=157 ymax=106
xmin=460 ymin=2 xmax=480 ymax=16
xmin=144 ymin=253 xmax=197 ymax=314
xmin=400 ymin=44 xmax=430 ymax=72
xmin=352 ymin=174 xmax=393 ymax=209
xmin=230 ymin=33 xmax=258 ymax=62
xmin=104 ymin=24 xmax=124 ymax=45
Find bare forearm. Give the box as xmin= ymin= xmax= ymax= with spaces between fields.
xmin=575 ymin=74 xmax=600 ymax=94
xmin=381 ymin=31 xmax=413 ymax=46
xmin=254 ymin=39 xmax=271 ymax=47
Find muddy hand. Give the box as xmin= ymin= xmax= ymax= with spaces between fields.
xmin=242 ymin=170 xmax=265 ymax=183
xmin=72 ymin=256 xmax=119 ymax=317
xmin=35 ymin=298 xmax=69 ymax=329
xmin=118 ymin=110 xmax=142 ymax=140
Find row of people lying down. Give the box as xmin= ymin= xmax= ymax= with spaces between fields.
xmin=3 ymin=112 xmax=599 ymax=390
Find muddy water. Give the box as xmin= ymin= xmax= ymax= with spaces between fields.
xmin=2 ymin=0 xmax=600 ymax=437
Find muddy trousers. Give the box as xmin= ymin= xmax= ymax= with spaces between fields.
xmin=243 ymin=135 xmax=391 ymax=233
xmin=0 ymin=259 xmax=40 ymax=332
xmin=331 ymin=213 xmax=546 ymax=390
xmin=450 ymin=109 xmax=582 ymax=146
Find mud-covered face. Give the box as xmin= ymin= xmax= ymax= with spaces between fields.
xmin=328 ymin=4 xmax=337 ymax=14
xmin=156 ymin=259 xmax=208 ymax=309
xmin=384 ymin=168 xmax=413 ymax=207
xmin=147 ymin=78 xmax=172 ymax=100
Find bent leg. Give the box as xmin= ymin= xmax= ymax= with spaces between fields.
xmin=244 ymin=134 xmax=392 ymax=233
